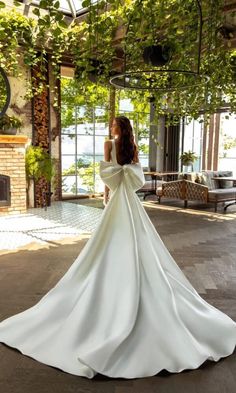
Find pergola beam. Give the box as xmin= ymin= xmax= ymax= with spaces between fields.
xmin=66 ymin=0 xmax=77 ymax=18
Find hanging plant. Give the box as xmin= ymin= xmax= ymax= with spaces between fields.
xmin=75 ymin=58 xmax=106 ymax=83
xmin=30 ymin=0 xmax=68 ymax=103
xmin=0 ymin=0 xmax=68 ymax=102
xmin=102 ymin=0 xmax=236 ymax=119
xmin=142 ymin=44 xmax=172 ymax=67
xmin=67 ymin=0 xmax=124 ymax=90
xmin=0 ymin=0 xmax=235 ymax=121
xmin=0 ymin=8 xmax=36 ymax=76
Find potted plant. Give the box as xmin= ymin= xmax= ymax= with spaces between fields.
xmin=180 ymin=150 xmax=197 ymax=170
xmin=142 ymin=44 xmax=172 ymax=66
xmin=25 ymin=145 xmax=54 ymax=207
xmin=75 ymin=58 xmax=105 ymax=84
xmin=0 ymin=114 xmax=23 ymax=135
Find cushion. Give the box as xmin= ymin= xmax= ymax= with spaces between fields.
xmin=201 ymin=171 xmax=217 ymax=190
xmin=178 ymin=172 xmax=205 ymax=185
xmin=217 ymin=171 xmax=233 ymax=177
xmin=178 ymin=172 xmax=197 ymax=182
xmin=208 ymin=188 xmax=236 ymax=201
xmin=195 ymin=172 xmax=204 ymax=184
xmin=215 ymin=171 xmax=233 ymax=189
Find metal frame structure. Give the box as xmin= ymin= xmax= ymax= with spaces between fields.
xmin=0 ymin=67 xmax=11 ymax=117
xmin=27 ymin=0 xmax=98 ymax=17
xmin=110 ymin=0 xmax=209 ymax=91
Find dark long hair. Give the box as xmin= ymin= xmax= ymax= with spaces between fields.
xmin=114 ymin=116 xmax=138 ymax=165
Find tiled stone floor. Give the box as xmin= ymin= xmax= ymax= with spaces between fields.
xmin=0 ymin=202 xmax=103 ymax=251
xmin=0 ymin=200 xmax=235 ymax=393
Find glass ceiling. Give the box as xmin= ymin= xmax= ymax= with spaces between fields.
xmin=32 ymin=0 xmax=98 ymax=17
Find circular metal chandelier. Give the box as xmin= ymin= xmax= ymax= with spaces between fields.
xmin=110 ymin=0 xmax=209 ymax=91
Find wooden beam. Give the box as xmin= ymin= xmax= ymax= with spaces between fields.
xmin=207 ymin=115 xmax=214 ymax=170
xmin=0 ymin=135 xmax=28 ymax=144
xmin=201 ymin=117 xmax=208 ymax=170
xmin=213 ymin=113 xmax=220 ymax=171
xmin=108 ymin=86 xmax=116 ymax=138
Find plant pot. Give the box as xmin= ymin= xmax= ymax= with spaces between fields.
xmin=26 ymin=178 xmax=35 ymax=208
xmin=0 ymin=128 xmax=18 ymax=135
xmin=75 ymin=59 xmax=105 ymax=83
xmin=42 ymin=191 xmax=53 ymax=209
xmin=183 ymin=164 xmax=193 ymax=173
xmin=88 ymin=59 xmax=105 ymax=83
xmin=142 ymin=45 xmax=172 ymax=67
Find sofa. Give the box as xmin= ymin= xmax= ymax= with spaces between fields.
xmin=157 ymin=171 xmax=236 ymax=212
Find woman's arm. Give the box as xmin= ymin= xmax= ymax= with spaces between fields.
xmin=103 ymin=140 xmax=112 ymax=205
xmin=104 ymin=140 xmax=111 ymax=161
xmin=134 ymin=142 xmax=140 ymax=163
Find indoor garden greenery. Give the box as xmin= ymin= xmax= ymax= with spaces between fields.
xmin=60 ymin=76 xmax=150 ymax=152
xmin=0 ymin=0 xmax=236 ymax=120
xmin=180 ymin=150 xmax=198 ymax=166
xmin=0 ymin=113 xmax=23 ymax=133
xmin=60 ymin=75 xmax=150 ymax=193
xmin=25 ymin=145 xmax=54 ymax=183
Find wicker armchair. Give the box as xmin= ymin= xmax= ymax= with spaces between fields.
xmin=157 ymin=178 xmax=235 ymax=212
xmin=158 ymin=180 xmax=208 ymax=207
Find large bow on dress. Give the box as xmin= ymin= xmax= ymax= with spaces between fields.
xmin=99 ymin=161 xmax=145 ymax=192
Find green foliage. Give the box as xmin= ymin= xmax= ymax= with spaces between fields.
xmin=77 ymin=162 xmax=100 ymax=192
xmin=60 ymin=75 xmax=150 ymax=154
xmin=0 ymin=9 xmax=35 ymax=76
xmin=1 ymin=0 xmax=235 ymax=119
xmin=222 ymin=134 xmax=236 ymax=151
xmin=66 ymin=0 xmax=236 ymax=119
xmin=116 ymin=0 xmax=236 ymax=119
xmin=63 ymin=161 xmax=100 ymax=194
xmin=0 ymin=114 xmax=22 ymax=131
xmin=139 ymin=142 xmax=149 ymax=154
xmin=62 ymin=158 xmax=91 ymax=175
xmin=0 ymin=1 xmax=68 ymax=100
xmin=25 ymin=145 xmax=54 ymax=182
xmin=180 ymin=150 xmax=198 ymax=165
xmin=0 ymin=70 xmax=7 ymax=111
xmin=61 ymin=77 xmax=109 ymax=127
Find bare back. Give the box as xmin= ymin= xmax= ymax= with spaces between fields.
xmin=104 ymin=139 xmax=139 ymax=165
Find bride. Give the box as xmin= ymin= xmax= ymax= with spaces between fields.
xmin=0 ymin=116 xmax=235 ymax=379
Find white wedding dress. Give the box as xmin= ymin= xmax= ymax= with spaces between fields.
xmin=0 ymin=140 xmax=236 ymax=379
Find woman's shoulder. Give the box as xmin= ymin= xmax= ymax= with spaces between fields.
xmin=104 ymin=138 xmax=112 ymax=146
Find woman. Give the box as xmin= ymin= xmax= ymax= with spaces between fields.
xmin=0 ymin=116 xmax=235 ymax=379
xmin=103 ymin=116 xmax=139 ymax=205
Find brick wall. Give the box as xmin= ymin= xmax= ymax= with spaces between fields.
xmin=0 ymin=141 xmax=27 ymax=215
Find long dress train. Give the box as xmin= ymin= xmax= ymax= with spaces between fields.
xmin=0 ymin=139 xmax=235 ymax=379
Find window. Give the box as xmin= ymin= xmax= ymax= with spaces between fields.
xmin=218 ymin=112 xmax=236 ymax=176
xmin=182 ymin=117 xmax=204 ymax=172
xmin=61 ymin=105 xmax=150 ymax=197
xmin=31 ymin=0 xmax=99 ymax=17
xmin=61 ymin=106 xmax=109 ymax=196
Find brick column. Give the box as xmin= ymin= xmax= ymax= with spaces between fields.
xmin=0 ymin=135 xmax=28 ymax=215
xmin=31 ymin=54 xmax=51 ymax=208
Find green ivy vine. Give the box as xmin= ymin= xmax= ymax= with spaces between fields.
xmin=0 ymin=0 xmax=235 ymax=119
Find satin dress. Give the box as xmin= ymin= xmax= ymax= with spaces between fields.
xmin=0 ymin=139 xmax=235 ymax=379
